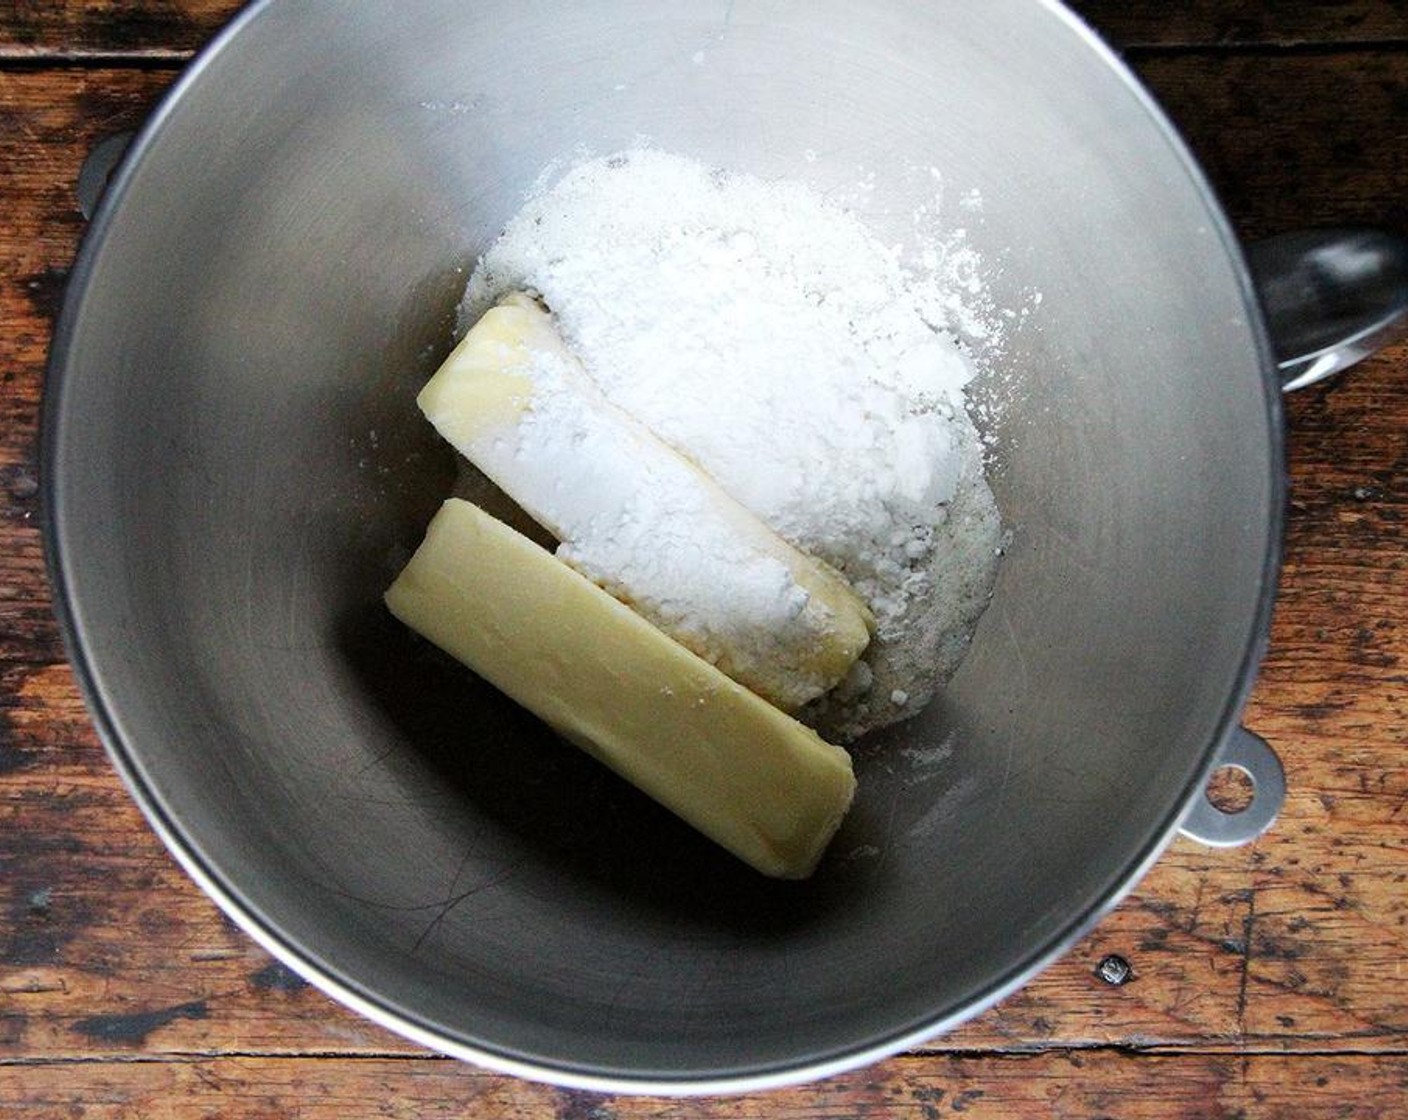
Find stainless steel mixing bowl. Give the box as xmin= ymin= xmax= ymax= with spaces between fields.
xmin=43 ymin=0 xmax=1389 ymax=1094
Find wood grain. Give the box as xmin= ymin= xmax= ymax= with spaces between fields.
xmin=1131 ymin=52 xmax=1408 ymax=237
xmin=1080 ymin=1 xmax=1408 ymax=49
xmin=3 ymin=1052 xmax=1408 ymax=1119
xmin=0 ymin=69 xmax=168 ymax=672
xmin=0 ymin=0 xmax=236 ymax=59
xmin=0 ymin=1 xmax=1405 ymax=58
xmin=1 ymin=10 xmax=1407 ymax=1118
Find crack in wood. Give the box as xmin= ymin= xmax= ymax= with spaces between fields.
xmin=6 ymin=1043 xmax=1408 ymax=1068
xmin=1236 ymin=889 xmax=1258 ymax=1035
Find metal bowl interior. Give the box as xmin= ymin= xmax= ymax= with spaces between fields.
xmin=44 ymin=0 xmax=1281 ymax=1093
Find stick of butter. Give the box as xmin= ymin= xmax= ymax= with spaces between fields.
xmin=386 ymin=498 xmax=857 ymax=879
xmin=416 ymin=293 xmax=872 ymax=712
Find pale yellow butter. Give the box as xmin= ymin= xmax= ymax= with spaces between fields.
xmin=385 ymin=498 xmax=856 ymax=878
xmin=416 ymin=293 xmax=873 ymax=712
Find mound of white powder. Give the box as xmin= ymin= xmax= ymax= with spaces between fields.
xmin=462 ymin=150 xmax=1002 ymax=741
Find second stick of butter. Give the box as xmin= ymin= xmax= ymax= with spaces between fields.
xmin=387 ymin=499 xmax=856 ymax=878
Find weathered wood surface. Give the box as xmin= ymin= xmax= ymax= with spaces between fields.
xmin=2 ymin=4 xmax=1406 ymax=1117
xmin=5 ymin=1053 xmax=1408 ymax=1119
xmin=0 ymin=0 xmax=1405 ymax=57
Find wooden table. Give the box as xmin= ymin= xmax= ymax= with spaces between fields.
xmin=2 ymin=3 xmax=1405 ymax=1116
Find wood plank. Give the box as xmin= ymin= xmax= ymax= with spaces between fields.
xmin=1 ymin=45 xmax=1405 ymax=1075
xmin=0 ymin=1 xmax=1405 ymax=58
xmin=1129 ymin=52 xmax=1408 ymax=240
xmin=3 ymin=1052 xmax=1408 ymax=1119
xmin=0 ymin=0 xmax=237 ymax=59
xmin=1075 ymin=1 xmax=1408 ymax=48
xmin=1239 ymin=351 xmax=1408 ymax=1045
xmin=0 ymin=69 xmax=174 ymax=669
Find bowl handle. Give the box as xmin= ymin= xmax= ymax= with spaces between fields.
xmin=75 ymin=131 xmax=134 ymax=221
xmin=1248 ymin=228 xmax=1408 ymax=391
xmin=1178 ymin=727 xmax=1286 ymax=848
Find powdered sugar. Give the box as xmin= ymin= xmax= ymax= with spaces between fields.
xmin=463 ymin=149 xmax=1002 ymax=740
xmin=513 ymin=350 xmax=806 ymax=641
xmin=480 ymin=328 xmax=869 ymax=711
